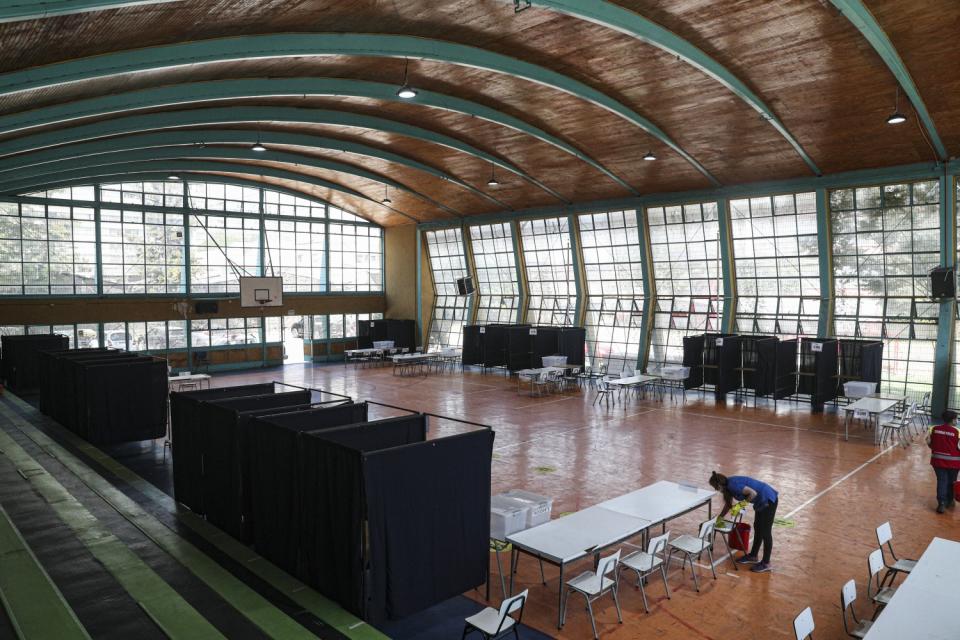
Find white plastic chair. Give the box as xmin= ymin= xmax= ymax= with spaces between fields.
xmin=867 ymin=549 xmax=898 ymax=615
xmin=840 ymin=579 xmax=872 ymax=638
xmin=713 ymin=508 xmax=747 ymax=571
xmin=593 ymin=379 xmax=613 ymax=406
xmin=879 ymin=402 xmax=915 ymax=448
xmin=462 ymin=589 xmax=528 ymax=640
xmin=875 ymin=522 xmax=916 ymax=586
xmin=561 ymin=549 xmax=623 ymax=639
xmin=793 ymin=606 xmax=814 ymax=640
xmin=667 ymin=519 xmax=717 ymax=591
xmin=619 ymin=532 xmax=671 ymax=613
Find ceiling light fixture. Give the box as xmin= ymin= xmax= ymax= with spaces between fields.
xmin=886 ymin=86 xmax=907 ymax=125
xmin=381 ymin=185 xmax=392 ymax=205
xmin=487 ymin=162 xmax=500 ymax=187
xmin=643 ymin=151 xmax=656 ymax=161
xmin=397 ymin=58 xmax=418 ymax=99
xmin=251 ymin=141 xmax=267 ymax=152
xmin=168 ymin=174 xmax=181 ymax=180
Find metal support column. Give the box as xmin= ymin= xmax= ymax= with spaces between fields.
xmin=717 ymin=199 xmax=736 ymax=333
xmin=569 ymin=213 xmax=586 ymax=327
xmin=415 ymin=226 xmax=423 ymax=348
xmin=512 ymin=220 xmax=526 ymax=324
xmin=932 ymin=173 xmax=955 ymax=416
xmin=816 ymin=188 xmax=834 ymax=338
xmin=637 ymin=206 xmax=656 ymax=371
xmin=462 ymin=222 xmax=480 ymax=325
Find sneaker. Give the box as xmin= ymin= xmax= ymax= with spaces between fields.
xmin=937 ymin=503 xmax=946 ymax=514
xmin=736 ymin=554 xmax=759 ymax=565
xmin=750 ymin=562 xmax=772 ymax=573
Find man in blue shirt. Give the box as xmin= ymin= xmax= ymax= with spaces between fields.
xmin=709 ymin=471 xmax=779 ymax=573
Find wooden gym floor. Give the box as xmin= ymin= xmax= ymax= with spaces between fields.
xmin=215 ymin=362 xmax=957 ymax=640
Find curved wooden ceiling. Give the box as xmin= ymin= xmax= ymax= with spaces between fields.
xmin=0 ymin=0 xmax=951 ymax=225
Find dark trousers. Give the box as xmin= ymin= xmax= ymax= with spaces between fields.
xmin=934 ymin=467 xmax=959 ymax=506
xmin=749 ymin=500 xmax=778 ymax=564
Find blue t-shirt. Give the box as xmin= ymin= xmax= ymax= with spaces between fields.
xmin=726 ymin=476 xmax=778 ymax=511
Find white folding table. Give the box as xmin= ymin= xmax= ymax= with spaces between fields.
xmin=864 ymin=537 xmax=960 ymax=639
xmin=167 ymin=373 xmax=211 ymax=391
xmin=506 ymin=480 xmax=715 ymax=629
xmin=843 ymin=396 xmax=904 ymax=442
xmin=606 ymin=374 xmax=660 ymax=403
xmin=515 ymin=367 xmax=567 ymax=394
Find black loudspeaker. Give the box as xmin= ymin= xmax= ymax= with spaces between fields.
xmin=195 ymin=301 xmax=219 ymax=314
xmin=456 ymin=276 xmax=475 ymax=296
xmin=930 ymin=267 xmax=955 ymax=300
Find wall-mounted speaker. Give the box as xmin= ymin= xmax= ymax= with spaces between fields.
xmin=456 ymin=276 xmax=475 ymax=296
xmin=930 ymin=267 xmax=955 ymax=300
xmin=194 ymin=301 xmax=219 ymax=314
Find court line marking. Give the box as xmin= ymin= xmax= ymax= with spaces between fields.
xmin=650 ymin=408 xmax=877 ymax=442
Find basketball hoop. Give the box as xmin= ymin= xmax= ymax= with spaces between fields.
xmin=254 ymin=288 xmax=271 ymax=305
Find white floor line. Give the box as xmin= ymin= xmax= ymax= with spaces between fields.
xmin=655 ymin=407 xmax=877 ymax=442
xmin=494 ymin=424 xmax=597 ymax=451
xmin=514 ymin=396 xmax=577 ymax=410
xmin=784 ymin=444 xmax=895 ymax=518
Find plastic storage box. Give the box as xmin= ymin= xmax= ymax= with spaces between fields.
xmin=491 ymin=495 xmax=529 ymax=540
xmin=844 ymin=380 xmax=877 ymax=399
xmin=502 ymin=490 xmax=553 ymax=528
xmin=660 ymin=365 xmax=690 ymax=378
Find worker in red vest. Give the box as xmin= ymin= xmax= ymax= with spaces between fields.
xmin=927 ymin=410 xmax=960 ymax=514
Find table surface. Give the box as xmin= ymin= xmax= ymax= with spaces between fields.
xmin=167 ymin=373 xmax=211 ymax=382
xmin=864 ymin=537 xmax=960 ymax=639
xmin=507 ymin=481 xmax=715 ymax=564
xmin=517 ymin=367 xmax=567 ymax=377
xmin=844 ymin=397 xmax=903 ymax=414
xmin=345 ymin=348 xmax=383 ymax=355
xmin=392 ymin=352 xmax=435 ymax=361
xmin=607 ymin=374 xmax=660 ymax=386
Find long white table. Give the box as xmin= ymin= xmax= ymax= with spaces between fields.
xmin=516 ymin=367 xmax=568 ymax=394
xmin=864 ymin=537 xmax=960 ymax=639
xmin=843 ymin=396 xmax=905 ymax=442
xmin=506 ymin=480 xmax=715 ymax=628
xmin=606 ymin=374 xmax=660 ymax=403
xmin=167 ymin=373 xmax=211 ymax=390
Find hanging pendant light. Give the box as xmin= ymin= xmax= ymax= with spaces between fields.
xmin=643 ymin=151 xmax=656 ymax=161
xmin=886 ymin=86 xmax=907 ymax=125
xmin=381 ymin=185 xmax=392 ymax=205
xmin=168 ymin=174 xmax=181 ymax=180
xmin=487 ymin=162 xmax=500 ymax=187
xmin=397 ymin=59 xmax=418 ymax=99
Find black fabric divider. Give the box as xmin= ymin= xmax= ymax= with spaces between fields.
xmin=531 ymin=326 xmax=560 ymax=367
xmin=359 ymin=319 xmax=417 ymax=350
xmin=713 ymin=334 xmax=742 ymax=398
xmin=1 ymin=334 xmax=69 ymax=391
xmin=363 ymin=429 xmax=494 ymax=621
xmin=482 ymin=325 xmax=510 ymax=368
xmin=170 ymin=383 xmax=275 ymax=511
xmin=775 ymin=341 xmax=799 ymax=399
xmin=461 ymin=325 xmax=482 ymax=365
xmin=506 ymin=326 xmax=532 ymax=371
xmin=38 ymin=348 xmax=117 ymax=421
xmin=741 ymin=336 xmax=776 ymax=395
xmin=298 ymin=415 xmax=428 ymax=615
xmin=557 ymin=327 xmax=586 ymax=366
xmin=682 ymin=335 xmax=705 ymax=389
xmin=837 ymin=339 xmax=883 ymax=393
xmin=198 ymin=391 xmax=312 ymax=539
xmin=247 ymin=402 xmax=370 ymax=575
xmin=860 ymin=342 xmax=883 ymax=384
xmin=797 ymin=338 xmax=838 ymax=410
xmin=81 ymin=358 xmax=168 ymax=443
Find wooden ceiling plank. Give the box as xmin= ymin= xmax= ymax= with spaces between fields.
xmin=0 ymin=0 xmax=178 ymax=24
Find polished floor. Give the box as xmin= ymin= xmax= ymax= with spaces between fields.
xmin=216 ymin=362 xmax=957 ymax=640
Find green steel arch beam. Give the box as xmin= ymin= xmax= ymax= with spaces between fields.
xmin=521 ymin=0 xmax=821 ymax=176
xmin=0 ymin=106 xmax=555 ymax=202
xmin=0 ymin=145 xmax=463 ymax=217
xmin=0 ymin=33 xmax=717 ymax=186
xmin=0 ymin=129 xmax=508 ymax=209
xmin=0 ymin=77 xmax=600 ymax=198
xmin=0 ymin=159 xmax=420 ymax=222
xmin=16 ymin=171 xmax=385 ymax=222
xmin=0 ymin=0 xmax=177 ymax=23
xmin=829 ymin=0 xmax=947 ymax=160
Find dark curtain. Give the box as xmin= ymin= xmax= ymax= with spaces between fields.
xmin=531 ymin=327 xmax=561 ymax=367
xmin=775 ymin=341 xmax=798 ymax=400
xmin=80 ymin=359 xmax=167 ymax=444
xmin=483 ymin=325 xmax=509 ymax=368
xmin=682 ymin=335 xmax=705 ymax=389
xmin=363 ymin=429 xmax=494 ymax=622
xmin=384 ymin=319 xmax=416 ymax=350
xmin=357 ymin=319 xmax=373 ymax=349
xmin=715 ymin=335 xmax=742 ymax=397
xmin=558 ymin=327 xmax=587 ymax=367
xmin=1 ymin=334 xmax=68 ymax=391
xmin=317 ymin=415 xmax=427 ymax=451
xmin=860 ymin=342 xmax=884 ymax=384
xmin=461 ymin=325 xmax=483 ymax=365
xmin=506 ymin=326 xmax=532 ymax=372
xmin=813 ymin=340 xmax=839 ymax=410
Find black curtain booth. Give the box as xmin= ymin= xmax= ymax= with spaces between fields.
xmin=194 ymin=390 xmax=313 ymax=540
xmin=461 ymin=325 xmax=483 ymax=365
xmin=170 ymin=383 xmax=275 ymax=512
xmin=740 ymin=336 xmax=777 ymax=395
xmin=837 ymin=339 xmax=884 ymax=393
xmin=247 ymin=402 xmax=371 ymax=575
xmin=557 ymin=327 xmax=586 ymax=367
xmin=482 ymin=325 xmax=510 ymax=368
xmin=299 ymin=421 xmax=493 ymax=622
xmin=358 ymin=319 xmax=415 ymax=350
xmin=506 ymin=325 xmax=532 ymax=372
xmin=701 ymin=333 xmax=738 ymax=387
xmin=41 ymin=350 xmax=138 ymax=433
xmin=682 ymin=335 xmax=705 ymax=389
xmin=775 ymin=340 xmax=799 ymax=400
xmin=530 ymin=326 xmax=561 ymax=367
xmin=712 ymin=334 xmax=742 ymax=400
xmin=797 ymin=338 xmax=839 ymax=411
xmin=38 ymin=348 xmax=114 ymax=419
xmin=1 ymin=334 xmax=69 ymax=392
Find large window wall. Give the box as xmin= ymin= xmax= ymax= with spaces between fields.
xmin=520 ymin=216 xmax=576 ymax=326
xmin=469 ymin=222 xmax=519 ymax=324
xmin=831 ymin=180 xmax=940 ymax=403
xmin=579 ymin=209 xmax=644 ymax=373
xmin=730 ymin=192 xmax=820 ymax=337
xmin=1 ymin=179 xmax=383 ymax=297
xmin=647 ymin=201 xmax=723 ymax=366
xmin=425 ymin=227 xmax=469 ymax=349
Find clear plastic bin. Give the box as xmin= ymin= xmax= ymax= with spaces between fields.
xmin=491 ymin=495 xmax=529 ymax=540
xmin=502 ymin=490 xmax=553 ymax=528
xmin=844 ymin=380 xmax=877 ymax=399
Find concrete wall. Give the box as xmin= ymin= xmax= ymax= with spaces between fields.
xmin=384 ymin=224 xmax=418 ymax=321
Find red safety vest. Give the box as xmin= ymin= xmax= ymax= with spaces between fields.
xmin=930 ymin=424 xmax=960 ymax=469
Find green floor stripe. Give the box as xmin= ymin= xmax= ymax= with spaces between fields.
xmin=0 ymin=402 xmax=318 ymax=640
xmin=0 ymin=427 xmax=224 ymax=640
xmin=0 ymin=503 xmax=91 ymax=640
xmin=0 ymin=395 xmax=387 ymax=640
